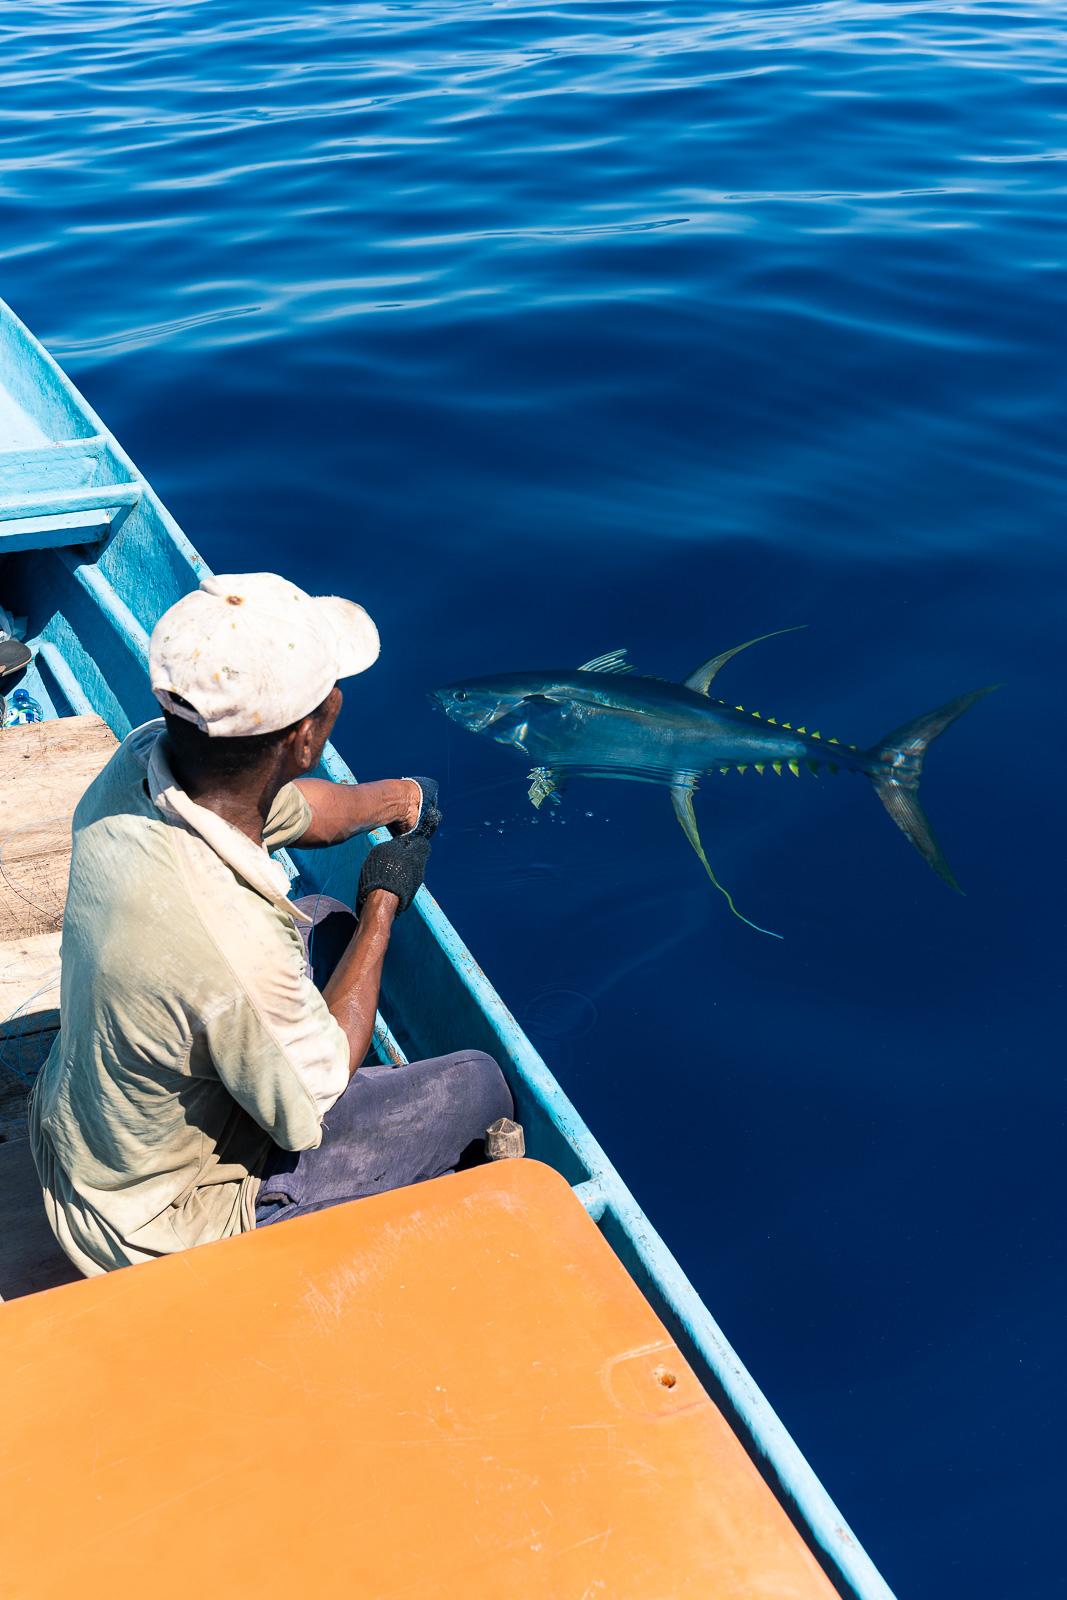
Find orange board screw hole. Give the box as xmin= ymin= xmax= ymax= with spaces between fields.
xmin=654 ymin=1367 xmax=677 ymax=1389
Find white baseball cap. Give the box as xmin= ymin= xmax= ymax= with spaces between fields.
xmin=149 ymin=572 xmax=380 ymax=737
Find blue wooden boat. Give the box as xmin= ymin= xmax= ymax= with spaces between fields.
xmin=0 ymin=297 xmax=894 ymax=1599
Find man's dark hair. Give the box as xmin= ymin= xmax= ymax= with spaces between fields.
xmin=162 ymin=694 xmax=331 ymax=781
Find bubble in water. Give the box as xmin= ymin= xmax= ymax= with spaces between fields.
xmin=519 ymin=988 xmax=599 ymax=1043
xmin=584 ymin=810 xmax=594 ymax=818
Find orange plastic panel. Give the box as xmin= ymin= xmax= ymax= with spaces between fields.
xmin=0 ymin=1161 xmax=837 ymax=1599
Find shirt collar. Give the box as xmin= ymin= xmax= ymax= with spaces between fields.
xmin=143 ymin=725 xmax=312 ymax=925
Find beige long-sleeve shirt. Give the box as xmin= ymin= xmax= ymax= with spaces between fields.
xmin=29 ymin=721 xmax=350 ymax=1276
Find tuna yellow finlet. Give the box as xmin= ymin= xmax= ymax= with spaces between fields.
xmin=772 ymin=761 xmax=782 ymax=776
xmin=788 ymin=760 xmax=800 ymax=777
xmin=754 ymin=763 xmax=765 ymax=775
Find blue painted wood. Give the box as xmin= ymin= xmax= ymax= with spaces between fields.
xmin=0 ymin=509 xmax=111 ymax=553
xmin=29 ymin=638 xmax=97 ymax=718
xmin=0 ymin=436 xmax=105 ymax=493
xmin=0 ymin=294 xmax=896 ymax=1600
xmin=0 ymin=482 xmax=140 ymax=521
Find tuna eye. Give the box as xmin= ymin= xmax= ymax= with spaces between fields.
xmin=454 ymin=690 xmax=468 ymax=702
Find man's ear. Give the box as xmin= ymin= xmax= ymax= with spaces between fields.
xmin=293 ymin=687 xmax=342 ymax=773
xmin=291 ymin=716 xmax=320 ymax=774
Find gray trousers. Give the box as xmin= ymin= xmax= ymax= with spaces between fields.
xmin=255 ymin=898 xmax=513 ymax=1227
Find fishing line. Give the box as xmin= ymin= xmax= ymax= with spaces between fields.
xmin=0 ymin=972 xmax=62 ymax=1084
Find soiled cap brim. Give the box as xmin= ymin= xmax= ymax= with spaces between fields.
xmin=314 ymin=596 xmax=381 ymax=679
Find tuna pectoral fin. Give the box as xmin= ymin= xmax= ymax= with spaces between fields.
xmin=869 ymin=684 xmax=999 ymax=892
xmin=528 ymin=766 xmax=564 ymax=809
xmin=670 ymin=780 xmax=782 ymax=939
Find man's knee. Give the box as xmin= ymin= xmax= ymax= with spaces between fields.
xmin=442 ymin=1050 xmax=513 ymax=1124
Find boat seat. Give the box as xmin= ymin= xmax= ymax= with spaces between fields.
xmin=0 ymin=507 xmax=116 ymax=552
xmin=0 ymin=436 xmax=107 ymax=492
xmin=0 ymin=714 xmax=118 ymax=942
xmin=0 ymin=438 xmax=140 ymax=550
xmin=0 ymin=1159 xmax=837 ymax=1598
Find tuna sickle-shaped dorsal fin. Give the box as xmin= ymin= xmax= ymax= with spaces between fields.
xmin=577 ymin=648 xmax=634 ymax=674
xmin=684 ymin=626 xmax=806 ymax=696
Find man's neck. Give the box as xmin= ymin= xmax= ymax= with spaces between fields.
xmin=166 ymin=748 xmax=286 ymax=848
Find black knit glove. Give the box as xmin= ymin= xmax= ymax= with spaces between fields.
xmin=357 ymin=832 xmax=431 ymax=917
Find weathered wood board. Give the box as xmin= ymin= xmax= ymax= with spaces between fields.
xmin=0 ymin=715 xmax=118 ymax=1300
xmin=0 ymin=929 xmax=61 ymax=1036
xmin=0 ymin=713 xmax=116 ymax=941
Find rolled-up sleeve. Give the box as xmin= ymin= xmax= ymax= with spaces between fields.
xmin=262 ymin=782 xmax=312 ymax=853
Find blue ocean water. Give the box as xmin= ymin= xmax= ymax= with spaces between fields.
xmin=3 ymin=2 xmax=1063 ymax=1591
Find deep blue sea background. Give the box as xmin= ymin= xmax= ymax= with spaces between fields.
xmin=3 ymin=3 xmax=1064 ymax=1593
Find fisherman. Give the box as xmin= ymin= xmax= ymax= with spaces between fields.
xmin=29 ymin=572 xmax=513 ymax=1276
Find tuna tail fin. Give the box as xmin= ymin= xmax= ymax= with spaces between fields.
xmin=670 ymin=779 xmax=783 ymax=939
xmin=867 ymin=685 xmax=999 ymax=892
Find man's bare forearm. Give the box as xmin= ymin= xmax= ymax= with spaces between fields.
xmin=293 ymin=777 xmax=419 ymax=846
xmin=323 ymin=891 xmax=396 ymax=1075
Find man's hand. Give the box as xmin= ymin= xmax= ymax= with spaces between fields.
xmin=294 ymin=776 xmax=439 ymax=847
xmin=357 ymin=832 xmax=431 ymax=917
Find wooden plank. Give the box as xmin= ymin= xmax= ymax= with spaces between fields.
xmin=0 ymin=480 xmax=140 ymax=521
xmin=0 ymin=507 xmax=111 ymax=552
xmin=0 ymin=435 xmax=105 ymax=493
xmin=0 ymin=1134 xmax=79 ymax=1301
xmin=0 ymin=931 xmax=61 ymax=1037
xmin=0 ymin=715 xmax=117 ymax=941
